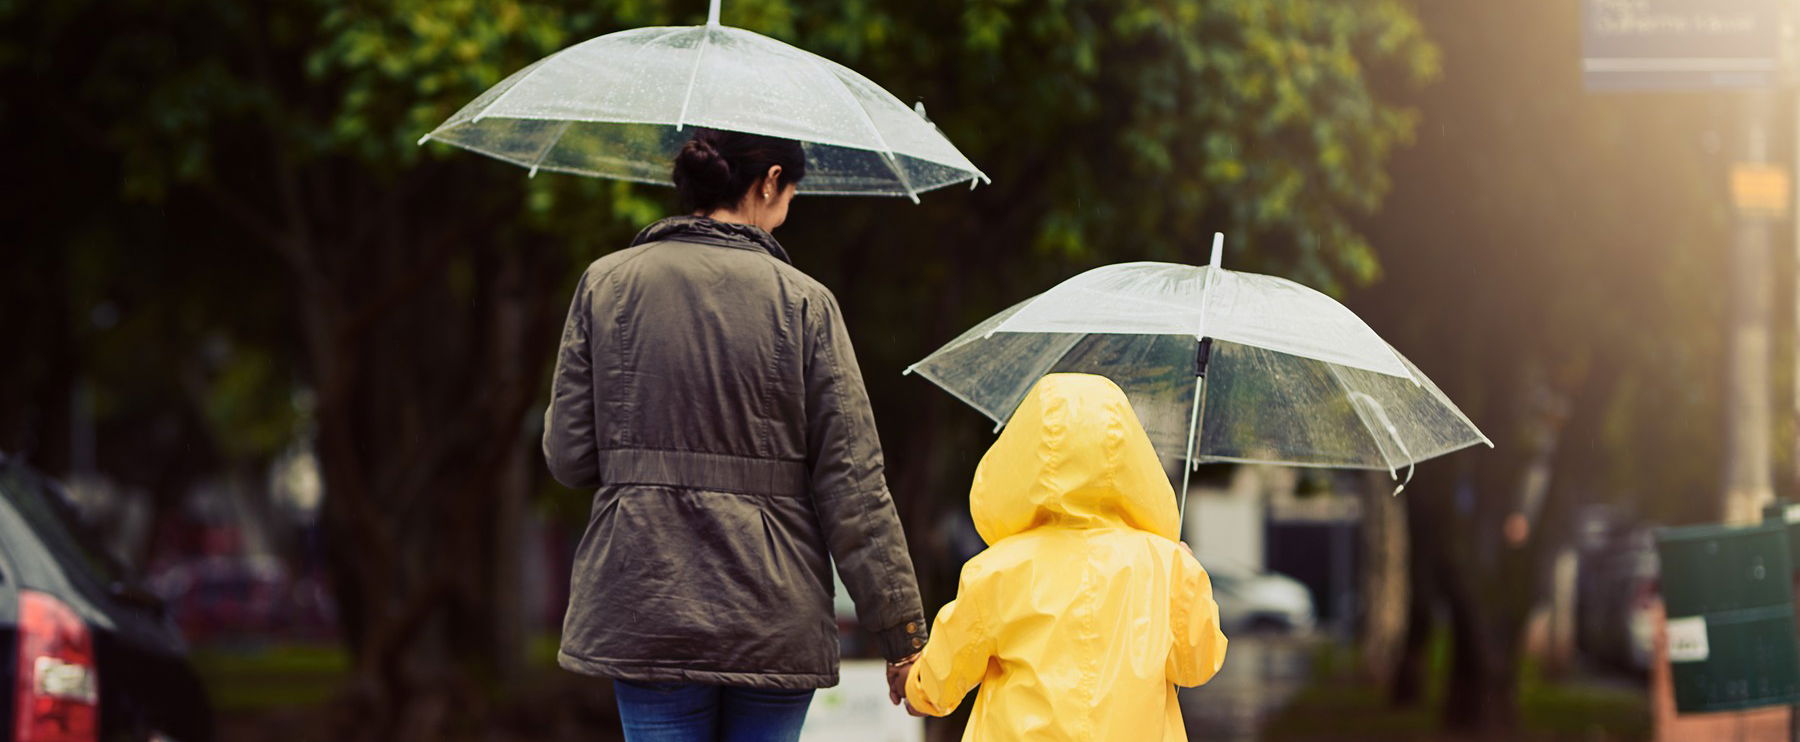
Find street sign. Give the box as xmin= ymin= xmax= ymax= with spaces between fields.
xmin=1732 ymin=163 xmax=1792 ymax=217
xmin=1582 ymin=0 xmax=1782 ymax=91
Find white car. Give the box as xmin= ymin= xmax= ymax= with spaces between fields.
xmin=1204 ymin=559 xmax=1317 ymax=635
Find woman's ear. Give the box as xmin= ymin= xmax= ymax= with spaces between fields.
xmin=763 ymin=165 xmax=784 ymax=197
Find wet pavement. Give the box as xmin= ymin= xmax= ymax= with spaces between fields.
xmin=1181 ymin=634 xmax=1320 ymax=742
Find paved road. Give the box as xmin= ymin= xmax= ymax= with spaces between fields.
xmin=1181 ymin=635 xmax=1319 ymax=742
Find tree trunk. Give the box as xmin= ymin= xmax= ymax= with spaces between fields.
xmin=1390 ymin=482 xmax=1438 ymax=708
xmin=489 ymin=428 xmax=530 ymax=685
xmin=1433 ymin=363 xmax=1610 ymax=737
xmin=1443 ymin=595 xmax=1522 ymax=738
xmin=277 ymin=184 xmax=568 ymax=741
xmin=1359 ymin=469 xmax=1410 ymax=687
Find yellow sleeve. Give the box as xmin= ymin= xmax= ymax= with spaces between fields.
xmin=905 ymin=562 xmax=993 ymax=716
xmin=1167 ymin=550 xmax=1228 ymax=687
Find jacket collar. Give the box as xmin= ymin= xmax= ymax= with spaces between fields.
xmin=631 ymin=216 xmax=793 ymax=265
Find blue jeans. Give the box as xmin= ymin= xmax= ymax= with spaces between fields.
xmin=614 ymin=680 xmax=815 ymax=742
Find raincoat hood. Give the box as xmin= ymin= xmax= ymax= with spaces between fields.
xmin=971 ymin=373 xmax=1178 ymax=545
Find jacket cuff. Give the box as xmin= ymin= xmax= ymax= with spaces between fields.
xmin=876 ymin=617 xmax=929 ymax=662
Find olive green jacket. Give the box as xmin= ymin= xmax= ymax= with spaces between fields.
xmin=544 ymin=216 xmax=926 ymax=689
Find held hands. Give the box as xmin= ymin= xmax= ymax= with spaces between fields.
xmin=886 ymin=650 xmax=925 ymax=716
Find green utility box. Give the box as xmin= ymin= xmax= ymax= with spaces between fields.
xmin=1654 ymin=522 xmax=1800 ymax=713
xmin=1763 ymin=502 xmax=1800 ymax=578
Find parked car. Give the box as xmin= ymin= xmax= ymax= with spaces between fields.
xmin=0 ymin=453 xmax=213 ymax=742
xmin=147 ymin=556 xmax=336 ymax=645
xmin=1203 ymin=558 xmax=1317 ymax=636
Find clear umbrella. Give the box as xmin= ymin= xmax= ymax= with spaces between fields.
xmin=907 ymin=234 xmax=1492 ymax=517
xmin=418 ymin=0 xmax=987 ymax=202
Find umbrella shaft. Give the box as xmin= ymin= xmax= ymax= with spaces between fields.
xmin=1178 ymin=373 xmax=1207 ymax=529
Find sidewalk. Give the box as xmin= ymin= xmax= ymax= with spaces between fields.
xmin=1181 ymin=634 xmax=1320 ymax=742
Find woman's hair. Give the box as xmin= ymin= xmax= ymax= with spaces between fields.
xmin=671 ymin=129 xmax=807 ymax=213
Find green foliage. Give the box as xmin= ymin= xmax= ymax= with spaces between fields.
xmin=191 ymin=643 xmax=350 ymax=713
xmin=6 ymin=0 xmax=1435 ymax=468
xmin=1267 ymin=635 xmax=1650 ymax=741
xmin=7 ymin=0 xmax=1441 ymax=730
xmin=861 ymin=0 xmax=1437 ymax=292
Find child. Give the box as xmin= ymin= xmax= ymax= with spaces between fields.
xmin=905 ymin=373 xmax=1229 ymax=741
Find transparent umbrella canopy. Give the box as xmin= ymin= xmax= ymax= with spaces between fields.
xmin=418 ymin=0 xmax=987 ymax=202
xmin=907 ymin=235 xmax=1492 ymax=516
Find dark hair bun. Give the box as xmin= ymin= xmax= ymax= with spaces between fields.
xmin=671 ymin=129 xmax=807 ymax=213
xmin=673 ymin=134 xmax=736 ymax=214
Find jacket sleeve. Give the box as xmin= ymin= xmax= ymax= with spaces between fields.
xmin=1168 ymin=549 xmax=1229 ymax=687
xmin=803 ymin=291 xmax=926 ymax=660
xmin=905 ymin=560 xmax=993 ymax=717
xmin=542 ymin=268 xmax=601 ymax=490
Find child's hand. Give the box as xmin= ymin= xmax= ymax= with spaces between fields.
xmin=886 ymin=651 xmax=920 ymax=705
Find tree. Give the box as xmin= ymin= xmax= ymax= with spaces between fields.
xmin=1355 ymin=2 xmax=1730 ymax=734
xmin=6 ymin=2 xmax=659 ymax=738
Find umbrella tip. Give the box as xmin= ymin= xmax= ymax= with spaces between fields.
xmin=1209 ymin=232 xmax=1224 ymax=269
xmin=416 ymin=133 xmax=432 ymax=146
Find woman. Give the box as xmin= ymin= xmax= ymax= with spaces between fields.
xmin=542 ymin=129 xmax=927 ymax=742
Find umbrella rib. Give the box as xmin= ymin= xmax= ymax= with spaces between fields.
xmin=817 ymin=66 xmax=921 ymax=203
xmin=471 ymin=46 xmax=577 ymax=124
xmin=1322 ymin=362 xmax=1406 ymax=477
xmin=1390 ymin=348 xmax=1494 ymax=448
xmin=810 ymin=57 xmax=988 ymax=193
xmin=470 ymin=26 xmax=689 ymax=125
xmin=905 ymin=364 xmax=1010 ymax=429
xmin=603 ymin=26 xmax=692 ymax=132
xmin=675 ymin=26 xmax=716 ymax=131
xmin=525 ymin=120 xmax=574 ymax=177
xmin=987 ymin=332 xmax=1090 ymax=430
xmin=990 ymin=286 xmax=1199 ymax=337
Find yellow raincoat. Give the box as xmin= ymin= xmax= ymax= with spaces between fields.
xmin=906 ymin=373 xmax=1228 ymax=742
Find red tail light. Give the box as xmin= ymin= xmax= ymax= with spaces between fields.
xmin=14 ymin=590 xmax=98 ymax=742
